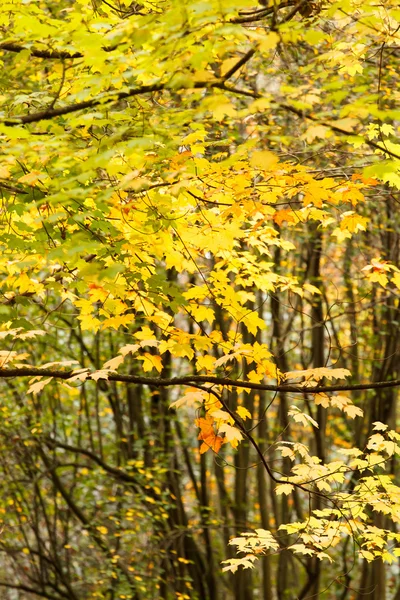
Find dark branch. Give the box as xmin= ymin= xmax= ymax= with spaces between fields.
xmin=0 ymin=367 xmax=400 ymax=394
xmin=2 ymin=75 xmax=397 ymax=162
xmin=222 ymin=48 xmax=256 ymax=80
xmin=46 ymin=438 xmax=140 ymax=485
xmin=4 ymin=79 xmax=255 ymax=126
xmin=279 ymin=103 xmax=400 ymax=161
xmin=0 ymin=581 xmax=60 ymax=600
xmin=3 ymin=83 xmax=165 ymax=125
xmin=0 ymin=41 xmax=118 ymax=60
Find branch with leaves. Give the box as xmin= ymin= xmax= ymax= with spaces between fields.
xmin=1 ymin=367 xmax=400 ymax=394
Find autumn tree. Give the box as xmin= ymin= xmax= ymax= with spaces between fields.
xmin=0 ymin=0 xmax=399 ymax=599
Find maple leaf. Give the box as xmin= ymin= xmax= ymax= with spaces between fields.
xmin=68 ymin=369 xmax=90 ymax=383
xmin=137 ymin=353 xmax=163 ymax=373
xmin=236 ymin=406 xmax=251 ymax=421
xmin=343 ymin=404 xmax=363 ymax=419
xmin=250 ymin=151 xmax=278 ymax=171
xmin=284 ymin=368 xmax=351 ymax=382
xmin=90 ymin=370 xmax=112 ymax=382
xmin=372 ymin=422 xmax=388 ymax=432
xmin=103 ymin=355 xmax=124 ymax=371
xmin=314 ymin=393 xmax=330 ymax=408
xmin=273 ymin=209 xmax=296 ymax=226
xmin=170 ymin=389 xmax=205 ymax=410
xmin=209 ymin=409 xmax=231 ymax=421
xmin=221 ymin=556 xmax=257 ymax=573
xmin=196 ymin=354 xmax=216 ymax=372
xmin=196 ymin=416 xmax=224 ymax=454
xmin=118 ymin=344 xmax=140 ymax=356
xmin=288 ymin=406 xmax=319 ymax=428
xmin=340 ymin=212 xmax=368 ymax=233
xmin=218 ymin=423 xmax=244 ymax=448
xmin=275 ymin=483 xmax=294 ymax=496
xmin=27 ymin=377 xmax=53 ymax=395
xmin=301 ymin=125 xmax=330 ymax=144
xmin=289 ymin=544 xmax=315 ymax=557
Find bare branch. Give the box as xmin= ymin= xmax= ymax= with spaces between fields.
xmin=222 ymin=48 xmax=256 ymax=80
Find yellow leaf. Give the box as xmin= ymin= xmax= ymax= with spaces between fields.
xmin=314 ymin=393 xmax=330 ymax=408
xmin=78 ymin=315 xmax=101 ymax=332
xmin=170 ymin=389 xmax=205 ymax=410
xmin=196 ymin=354 xmax=216 ymax=372
xmin=361 ymin=550 xmax=375 ymax=562
xmin=96 ymin=526 xmax=108 ymax=535
xmin=27 ymin=377 xmax=53 ymax=395
xmin=392 ymin=272 xmax=400 ymax=290
xmin=303 ymin=283 xmax=322 ymax=295
xmin=68 ymin=369 xmax=90 ymax=383
xmin=275 ymin=483 xmax=294 ymax=496
xmin=90 ymin=370 xmax=111 ymax=382
xmin=366 ymin=270 xmax=388 ymax=287
xmin=372 ymin=421 xmax=388 ymax=432
xmin=316 ymin=479 xmax=331 ymax=492
xmin=288 ymin=406 xmax=319 ymax=428
xmin=284 ymin=367 xmax=351 ymax=382
xmin=218 ymin=423 xmax=243 ymax=448
xmin=210 ymin=409 xmax=232 ymax=421
xmin=137 ymin=353 xmax=163 ymax=373
xmin=250 ymin=151 xmax=278 ymax=171
xmin=259 ymin=32 xmax=280 ymax=52
xmin=103 ymin=355 xmax=124 ymax=370
xmin=236 ymin=406 xmax=251 ymax=421
xmin=343 ymin=404 xmax=363 ymax=419
xmin=301 ymin=125 xmax=330 ymax=144
xmin=119 ymin=344 xmax=140 ymax=356
xmin=247 ymin=369 xmax=264 ymax=383
xmin=340 ymin=212 xmax=369 ymax=233
xmin=289 ymin=544 xmax=314 ymax=556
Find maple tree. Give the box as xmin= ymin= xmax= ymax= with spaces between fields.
xmin=0 ymin=0 xmax=400 ymax=598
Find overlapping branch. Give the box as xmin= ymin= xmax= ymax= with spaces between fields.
xmin=3 ymin=73 xmax=400 ymax=161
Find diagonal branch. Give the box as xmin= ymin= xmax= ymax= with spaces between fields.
xmin=222 ymin=48 xmax=256 ymax=80
xmin=0 ymin=582 xmax=60 ymax=600
xmin=46 ymin=438 xmax=140 ymax=485
xmin=279 ymin=103 xmax=400 ymax=161
xmin=38 ymin=449 xmax=139 ymax=595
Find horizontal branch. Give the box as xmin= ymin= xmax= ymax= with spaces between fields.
xmin=4 ymin=79 xmax=257 ymax=126
xmin=0 ymin=42 xmax=83 ymax=60
xmin=3 ymin=83 xmax=165 ymax=125
xmin=1 ymin=367 xmax=400 ymax=394
xmin=3 ymin=78 xmax=398 ymax=162
xmin=0 ymin=41 xmax=119 ymax=60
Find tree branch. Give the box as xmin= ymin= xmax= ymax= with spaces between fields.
xmin=0 ymin=41 xmax=119 ymax=60
xmin=38 ymin=449 xmax=138 ymax=595
xmin=279 ymin=103 xmax=400 ymax=161
xmin=0 ymin=581 xmax=61 ymax=600
xmin=222 ymin=48 xmax=256 ymax=80
xmin=3 ymin=77 xmax=259 ymax=126
xmin=0 ymin=366 xmax=400 ymax=394
xmin=0 ymin=42 xmax=83 ymax=60
xmin=46 ymin=438 xmax=140 ymax=485
xmin=3 ymin=77 xmax=397 ymax=161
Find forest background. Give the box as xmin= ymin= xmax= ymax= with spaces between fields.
xmin=0 ymin=0 xmax=400 ymax=599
